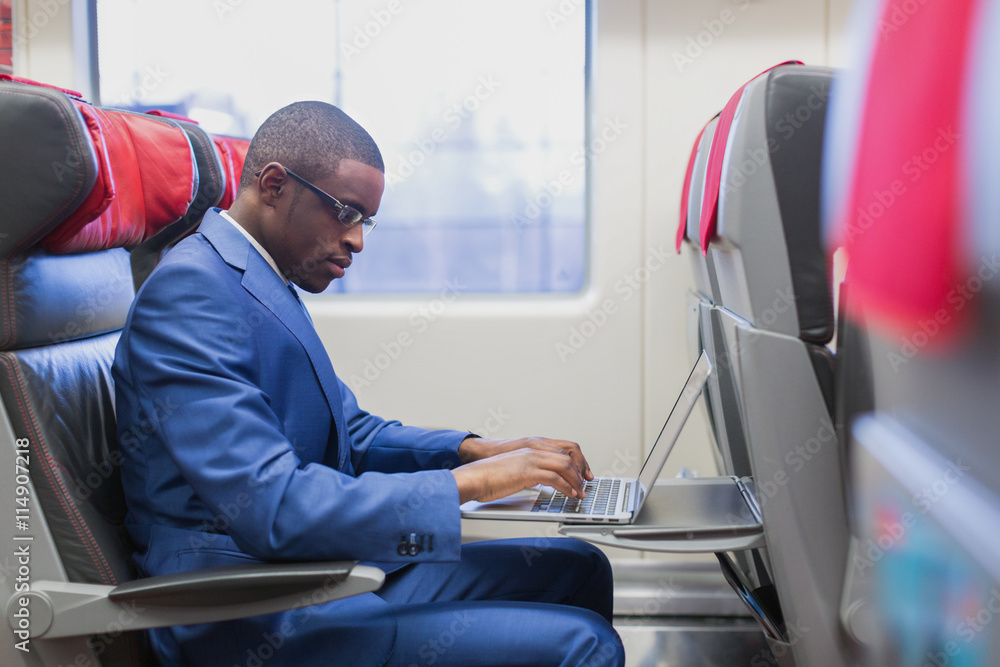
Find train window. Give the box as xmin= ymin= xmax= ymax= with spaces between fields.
xmin=96 ymin=0 xmax=589 ymax=294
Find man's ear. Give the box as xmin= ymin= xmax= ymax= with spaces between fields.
xmin=256 ymin=162 xmax=289 ymax=207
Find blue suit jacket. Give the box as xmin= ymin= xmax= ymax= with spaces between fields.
xmin=113 ymin=209 xmax=468 ymax=665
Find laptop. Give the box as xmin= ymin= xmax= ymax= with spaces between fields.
xmin=460 ymin=350 xmax=711 ymax=525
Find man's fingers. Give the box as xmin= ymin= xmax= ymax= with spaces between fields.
xmin=533 ymin=450 xmax=586 ymax=498
xmin=461 ymin=447 xmax=588 ymax=502
xmin=533 ymin=438 xmax=592 ymax=481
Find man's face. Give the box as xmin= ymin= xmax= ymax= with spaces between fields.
xmin=267 ymin=159 xmax=384 ymax=293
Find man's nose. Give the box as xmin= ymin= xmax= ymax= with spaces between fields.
xmin=344 ymin=224 xmax=364 ymax=253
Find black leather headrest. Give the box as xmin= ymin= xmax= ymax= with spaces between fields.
xmin=0 ymin=80 xmax=200 ymax=349
xmin=0 ymin=82 xmax=99 ymax=253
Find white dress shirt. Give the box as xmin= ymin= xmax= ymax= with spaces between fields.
xmin=219 ymin=209 xmax=288 ymax=286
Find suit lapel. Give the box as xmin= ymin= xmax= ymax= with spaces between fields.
xmin=198 ymin=210 xmax=350 ymax=468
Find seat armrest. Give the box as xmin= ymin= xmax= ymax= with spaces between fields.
xmin=6 ymin=562 xmax=384 ymax=639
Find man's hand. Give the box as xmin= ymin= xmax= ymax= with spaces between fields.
xmin=453 ymin=436 xmax=594 ymax=503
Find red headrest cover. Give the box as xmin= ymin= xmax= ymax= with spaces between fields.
xmin=699 ymin=61 xmax=804 ymax=254
xmin=829 ymin=0 xmax=981 ymax=345
xmin=212 ymin=135 xmax=251 ymax=209
xmin=39 ymin=103 xmax=197 ymax=253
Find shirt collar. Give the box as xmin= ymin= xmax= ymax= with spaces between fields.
xmin=218 ymin=209 xmax=289 ymax=286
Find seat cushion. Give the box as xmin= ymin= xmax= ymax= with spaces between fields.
xmin=0 ymin=332 xmax=136 ymax=586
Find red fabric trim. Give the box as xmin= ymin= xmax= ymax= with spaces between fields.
xmin=48 ymin=104 xmax=118 ymax=243
xmin=699 ymin=61 xmax=804 ymax=255
xmin=212 ymin=134 xmax=251 ymax=209
xmin=146 ymin=109 xmax=198 ymax=124
xmin=0 ymin=74 xmax=83 ymax=99
xmin=676 ymin=119 xmax=712 ymax=253
xmin=841 ymin=0 xmax=980 ymax=344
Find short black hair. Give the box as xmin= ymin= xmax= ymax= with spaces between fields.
xmin=238 ymin=101 xmax=384 ymax=194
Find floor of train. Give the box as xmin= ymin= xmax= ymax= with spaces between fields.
xmin=611 ymin=558 xmax=768 ymax=666
xmin=614 ymin=617 xmax=768 ymax=666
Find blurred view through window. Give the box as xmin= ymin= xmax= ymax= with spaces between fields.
xmin=97 ymin=0 xmax=589 ymax=294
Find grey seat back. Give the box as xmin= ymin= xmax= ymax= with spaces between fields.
xmin=695 ymin=64 xmax=851 ymax=666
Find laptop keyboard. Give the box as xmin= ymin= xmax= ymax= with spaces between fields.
xmin=531 ymin=478 xmax=621 ymax=515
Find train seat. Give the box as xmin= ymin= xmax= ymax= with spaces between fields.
xmin=694 ymin=62 xmax=851 ymax=666
xmin=0 ymin=78 xmax=383 ymax=666
xmin=823 ymin=0 xmax=1000 ymax=662
xmin=676 ymin=116 xmax=737 ymax=474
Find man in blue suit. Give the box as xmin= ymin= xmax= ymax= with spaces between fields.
xmin=114 ymin=101 xmax=625 ymax=666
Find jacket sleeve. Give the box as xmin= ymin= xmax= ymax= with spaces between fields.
xmin=340 ymin=379 xmax=470 ymax=474
xmin=116 ymin=257 xmax=462 ymax=564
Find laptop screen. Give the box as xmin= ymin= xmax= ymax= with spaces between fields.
xmin=634 ymin=350 xmax=712 ymax=512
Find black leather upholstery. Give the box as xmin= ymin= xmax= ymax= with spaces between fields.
xmin=0 ymin=84 xmax=98 ymax=246
xmin=806 ymin=343 xmax=835 ymax=419
xmin=765 ymin=69 xmax=835 ymax=344
xmin=833 ymin=281 xmax=874 ymax=532
xmin=2 ymin=249 xmax=134 ymax=349
xmin=0 ymin=332 xmax=133 ymax=586
xmin=0 ymin=79 xmax=206 ymax=666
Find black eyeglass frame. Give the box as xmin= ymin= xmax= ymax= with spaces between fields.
xmin=254 ymin=165 xmax=377 ymax=236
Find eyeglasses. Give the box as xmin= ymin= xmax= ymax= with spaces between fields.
xmin=255 ymin=166 xmax=377 ymax=236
